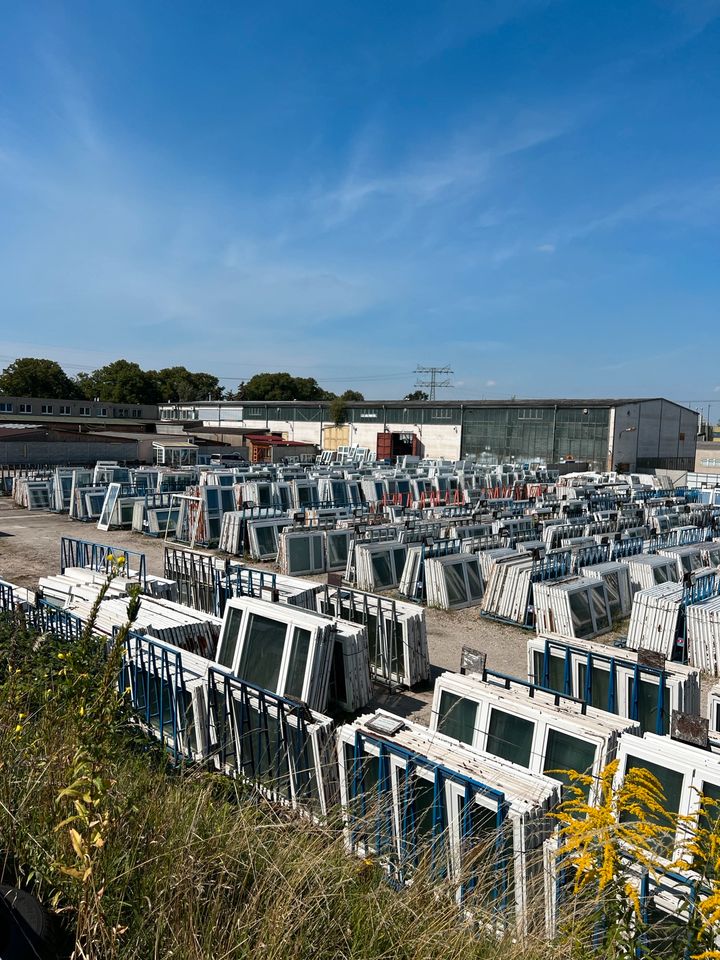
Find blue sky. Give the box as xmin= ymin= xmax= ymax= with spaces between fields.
xmin=1 ymin=1 xmax=719 ymax=417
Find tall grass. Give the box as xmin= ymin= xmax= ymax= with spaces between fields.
xmin=0 ymin=611 xmax=583 ymax=960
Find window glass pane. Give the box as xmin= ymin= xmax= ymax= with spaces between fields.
xmin=238 ymin=613 xmax=286 ymax=691
xmin=288 ymin=537 xmax=311 ymax=571
xmin=255 ymin=526 xmax=277 ymax=555
xmin=622 ymin=757 xmax=682 ymax=856
xmin=486 ymin=708 xmax=534 ymax=767
xmin=437 ymin=691 xmax=476 ymax=745
xmin=578 ymin=662 xmax=612 ymax=712
xmin=212 ymin=690 xmax=236 ymax=768
xmin=285 ymin=627 xmax=311 ymax=699
xmin=217 ymin=607 xmax=243 ymax=669
xmin=569 ymin=591 xmax=594 ymax=638
xmin=366 ymin=613 xmax=380 ymax=666
xmin=392 ymin=548 xmax=407 ymax=575
xmin=534 ymin=651 xmax=567 ymax=692
xmin=543 ymin=729 xmax=596 ymax=800
xmin=697 ymin=782 xmax=720 ymax=873
xmin=605 ymin=573 xmax=622 ymax=618
xmin=312 ymin=536 xmax=324 ymax=568
xmin=654 ymin=565 xmax=670 ymax=584
xmin=181 ymin=691 xmax=197 ymax=755
xmin=628 ymin=677 xmax=666 ymax=734
xmin=413 ymin=774 xmax=435 ymax=842
xmin=371 ymin=552 xmax=394 ymax=587
xmin=466 ymin=561 xmax=483 ymax=600
xmin=444 ymin=564 xmax=468 ymax=605
xmin=590 ymin=587 xmax=610 ymax=631
xmin=328 ymin=534 xmax=349 ymax=568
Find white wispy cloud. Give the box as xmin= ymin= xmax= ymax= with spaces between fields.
xmin=316 ymin=108 xmax=575 ymax=227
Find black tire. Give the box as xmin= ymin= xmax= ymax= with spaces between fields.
xmin=0 ymin=884 xmax=56 ymax=959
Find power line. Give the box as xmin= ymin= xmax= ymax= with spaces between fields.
xmin=414 ymin=365 xmax=454 ymax=401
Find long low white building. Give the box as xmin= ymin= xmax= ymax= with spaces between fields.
xmin=158 ymin=396 xmax=699 ymax=471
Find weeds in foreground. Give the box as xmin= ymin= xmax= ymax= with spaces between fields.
xmin=0 ymin=603 xmax=568 ymax=960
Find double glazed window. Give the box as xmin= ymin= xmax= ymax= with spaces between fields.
xmin=566 ymin=583 xmax=611 ymax=638
xmin=215 ymin=603 xmax=320 ymax=703
xmin=432 ymin=677 xmax=606 ymax=796
xmin=437 ymin=691 xmax=477 ymax=745
xmin=487 ymin=709 xmax=534 ymax=767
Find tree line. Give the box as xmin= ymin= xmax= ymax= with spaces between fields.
xmin=0 ymin=357 xmax=430 ymax=407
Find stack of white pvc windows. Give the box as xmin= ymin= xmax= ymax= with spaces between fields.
xmin=626 ymin=582 xmax=684 ymax=657
xmin=702 ymin=541 xmax=720 ymax=569
xmin=480 ymin=555 xmax=536 ymax=624
xmin=658 ymin=545 xmax=707 ymax=579
xmin=579 ymin=561 xmax=633 ymax=620
xmin=687 ymin=592 xmax=720 ymax=675
xmin=619 ymin=554 xmax=680 ymax=593
xmin=316 ymin=584 xmax=430 ymax=687
xmin=477 ymin=548 xmax=516 ymax=583
xmin=707 ymin=683 xmax=720 ymax=741
xmin=533 ymin=576 xmax=612 ymax=640
xmin=526 ymin=634 xmax=700 ymax=734
xmin=424 ymin=554 xmax=484 ymax=610
xmin=352 ymin=542 xmax=408 ymax=592
xmin=278 ymin=529 xmax=326 ymax=576
xmin=317 ymin=478 xmax=362 ymax=507
xmin=122 ymin=632 xmax=337 ymax=816
xmin=614 ymin=733 xmax=720 ymax=871
xmin=429 ymin=672 xmax=638 ymax=804
xmin=291 ymin=479 xmax=319 ymax=509
xmin=337 ymin=710 xmax=561 ymax=935
xmin=215 ymin=598 xmax=335 ymax=713
xmin=247 ymin=518 xmax=293 ymax=560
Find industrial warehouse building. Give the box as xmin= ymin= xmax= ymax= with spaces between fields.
xmin=159 ymin=397 xmax=699 ymax=472
xmin=0 ymin=394 xmax=699 ymax=471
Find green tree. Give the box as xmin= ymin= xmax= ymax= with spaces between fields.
xmin=75 ymin=360 xmax=160 ymax=404
xmin=150 ymin=366 xmax=223 ymax=402
xmin=241 ymin=372 xmax=333 ymax=402
xmin=329 ymin=390 xmax=365 ymax=426
xmin=404 ymin=390 xmax=429 ymax=401
xmin=0 ymin=357 xmax=81 ymax=398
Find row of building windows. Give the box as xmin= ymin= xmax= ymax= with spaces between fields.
xmin=0 ymin=402 xmax=145 ymax=418
xmin=701 ymin=457 xmax=720 ymax=468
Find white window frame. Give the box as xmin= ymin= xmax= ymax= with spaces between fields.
xmin=430 ymin=678 xmax=610 ymax=803
xmin=215 ymin=600 xmax=325 ymax=704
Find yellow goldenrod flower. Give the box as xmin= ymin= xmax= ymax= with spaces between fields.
xmin=14 ymin=724 xmax=22 ymax=733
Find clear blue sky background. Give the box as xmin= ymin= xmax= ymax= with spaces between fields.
xmin=1 ymin=1 xmax=719 ymax=417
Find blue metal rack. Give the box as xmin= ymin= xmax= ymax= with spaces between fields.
xmin=536 ymin=637 xmax=668 ymax=735
xmin=610 ymin=536 xmax=644 ymax=560
xmin=573 ymin=543 xmax=611 ymax=572
xmin=349 ymin=729 xmax=510 ymax=909
xmin=60 ymin=536 xmax=147 ymax=589
xmin=0 ymin=581 xmax=16 ymax=612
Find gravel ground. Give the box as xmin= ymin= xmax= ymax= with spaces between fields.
xmin=1 ymin=497 xmax=711 ymax=722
